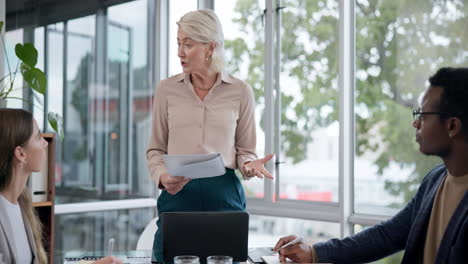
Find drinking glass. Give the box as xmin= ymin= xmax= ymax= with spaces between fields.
xmin=207 ymin=255 xmax=233 ymax=264
xmin=174 ymin=255 xmax=200 ymax=264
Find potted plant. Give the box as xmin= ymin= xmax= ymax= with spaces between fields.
xmin=0 ymin=21 xmax=63 ymax=139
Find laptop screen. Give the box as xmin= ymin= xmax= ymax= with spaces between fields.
xmin=161 ymin=211 xmax=249 ymax=262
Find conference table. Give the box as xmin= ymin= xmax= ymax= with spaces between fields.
xmin=62 ymin=250 xmax=153 ymax=264
xmin=61 ymin=248 xmax=294 ymax=264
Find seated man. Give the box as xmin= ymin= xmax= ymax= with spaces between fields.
xmin=273 ymin=67 xmax=468 ymax=264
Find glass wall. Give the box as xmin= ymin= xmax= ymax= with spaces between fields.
xmin=54 ymin=207 xmax=154 ymax=263
xmin=354 ymin=0 xmax=468 ymax=215
xmin=25 ymin=0 xmax=156 ymax=206
xmin=168 ymin=0 xmax=198 ymax=77
xmin=34 ymin=27 xmax=45 ymax=129
xmin=249 ymin=215 xmax=339 ymax=248
xmin=61 ymin=15 xmax=95 ymax=193
xmin=216 ymin=0 xmax=266 ymax=199
xmin=3 ymin=28 xmax=23 ymax=109
xmin=107 ymin=0 xmax=153 ymax=199
xmin=46 ymin=22 xmax=64 ymax=132
xmin=278 ymin=0 xmax=339 ymax=203
xmin=4 ymin=0 xmax=468 ymax=262
xmin=8 ymin=0 xmax=157 ymax=256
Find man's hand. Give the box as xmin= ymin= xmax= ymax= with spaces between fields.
xmin=160 ymin=172 xmax=191 ymax=194
xmin=243 ymin=154 xmax=274 ymax=179
xmin=93 ymin=256 xmax=123 ymax=264
xmin=273 ymin=235 xmax=314 ymax=263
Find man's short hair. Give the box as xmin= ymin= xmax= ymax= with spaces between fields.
xmin=429 ymin=67 xmax=468 ymax=140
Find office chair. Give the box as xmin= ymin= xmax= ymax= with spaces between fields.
xmin=136 ymin=217 xmax=158 ymax=250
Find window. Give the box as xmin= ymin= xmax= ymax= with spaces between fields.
xmin=168 ymin=0 xmax=197 ymax=77
xmin=278 ymin=0 xmax=339 ymax=203
xmin=60 ymin=15 xmax=96 ymax=192
xmin=34 ymin=27 xmax=45 ymax=129
xmin=54 ymin=207 xmax=154 ymax=262
xmin=216 ymin=0 xmax=266 ymax=198
xmin=26 ymin=1 xmax=155 ymax=204
xmin=46 ymin=23 xmax=64 ymax=132
xmin=3 ymin=28 xmax=24 ymax=109
xmin=354 ymin=0 xmax=467 ymax=215
xmin=249 ymin=215 xmax=339 ymax=248
xmin=4 ymin=0 xmax=467 ymax=259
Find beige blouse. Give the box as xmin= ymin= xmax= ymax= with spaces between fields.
xmin=146 ymin=72 xmax=258 ymax=187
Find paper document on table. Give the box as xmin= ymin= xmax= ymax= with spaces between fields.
xmin=163 ymin=153 xmax=226 ymax=179
xmin=261 ymin=255 xmax=296 ymax=264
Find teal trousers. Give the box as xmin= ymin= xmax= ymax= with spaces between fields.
xmin=152 ymin=168 xmax=246 ymax=262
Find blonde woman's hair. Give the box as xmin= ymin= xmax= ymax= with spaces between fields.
xmin=0 ymin=109 xmax=48 ymax=264
xmin=177 ymin=9 xmax=225 ymax=72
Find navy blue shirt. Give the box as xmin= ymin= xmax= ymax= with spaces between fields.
xmin=314 ymin=165 xmax=468 ymax=264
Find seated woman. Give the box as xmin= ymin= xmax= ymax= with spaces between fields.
xmin=0 ymin=108 xmax=121 ymax=264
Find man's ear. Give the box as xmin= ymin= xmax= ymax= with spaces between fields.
xmin=447 ymin=117 xmax=462 ymax=138
xmin=14 ymin=146 xmax=27 ymax=163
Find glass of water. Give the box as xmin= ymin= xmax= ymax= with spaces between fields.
xmin=207 ymin=255 xmax=233 ymax=264
xmin=174 ymin=255 xmax=200 ymax=264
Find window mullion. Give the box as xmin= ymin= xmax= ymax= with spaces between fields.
xmin=339 ymin=0 xmax=355 ymax=238
xmin=274 ymin=0 xmax=282 ymax=202
xmin=264 ymin=0 xmax=275 ymax=203
xmin=198 ymin=0 xmax=214 ymax=9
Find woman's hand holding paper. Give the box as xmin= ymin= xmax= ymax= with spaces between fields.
xmin=160 ymin=172 xmax=191 ymax=195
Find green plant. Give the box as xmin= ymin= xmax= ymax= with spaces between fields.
xmin=0 ymin=21 xmax=63 ymax=139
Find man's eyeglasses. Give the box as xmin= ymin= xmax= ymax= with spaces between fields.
xmin=412 ymin=108 xmax=448 ymax=122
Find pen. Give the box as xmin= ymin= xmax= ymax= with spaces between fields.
xmin=275 ymin=237 xmax=303 ymax=252
xmin=108 ymin=238 xmax=115 ymax=256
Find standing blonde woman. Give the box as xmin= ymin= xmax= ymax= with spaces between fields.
xmin=0 ymin=108 xmax=121 ymax=264
xmin=146 ymin=9 xmax=273 ymax=261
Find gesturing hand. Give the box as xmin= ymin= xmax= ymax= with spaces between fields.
xmin=243 ymin=154 xmax=274 ymax=179
xmin=273 ymin=235 xmax=314 ymax=263
xmin=160 ymin=172 xmax=191 ymax=195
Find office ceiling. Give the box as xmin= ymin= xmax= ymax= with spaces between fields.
xmin=6 ymin=0 xmax=57 ymax=15
xmin=5 ymin=0 xmax=131 ymax=30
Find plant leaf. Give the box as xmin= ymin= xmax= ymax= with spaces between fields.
xmin=0 ymin=21 xmax=4 ymax=32
xmin=21 ymin=64 xmax=47 ymax=95
xmin=47 ymin=112 xmax=64 ymax=140
xmin=20 ymin=63 xmax=31 ymax=73
xmin=15 ymin=43 xmax=38 ymax=68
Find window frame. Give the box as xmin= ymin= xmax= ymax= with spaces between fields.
xmin=9 ymin=0 xmax=395 ymax=239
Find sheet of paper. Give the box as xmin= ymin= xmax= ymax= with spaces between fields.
xmin=163 ymin=153 xmax=226 ymax=179
xmin=261 ymin=255 xmax=331 ymax=264
xmin=261 ymin=255 xmax=296 ymax=264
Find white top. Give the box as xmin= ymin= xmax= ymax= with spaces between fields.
xmin=0 ymin=195 xmax=33 ymax=264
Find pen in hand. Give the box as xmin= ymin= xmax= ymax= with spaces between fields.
xmin=274 ymin=237 xmax=303 ymax=252
xmin=108 ymin=238 xmax=115 ymax=256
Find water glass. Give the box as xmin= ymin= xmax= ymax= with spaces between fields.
xmin=174 ymin=255 xmax=200 ymax=264
xmin=207 ymin=255 xmax=233 ymax=264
